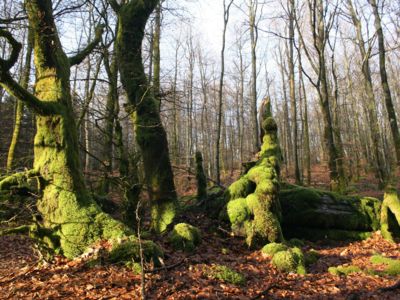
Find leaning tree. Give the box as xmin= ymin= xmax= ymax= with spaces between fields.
xmin=0 ymin=0 xmax=159 ymax=260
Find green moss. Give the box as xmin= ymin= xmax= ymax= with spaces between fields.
xmin=225 ymin=176 xmax=253 ymax=201
xmin=168 ymin=223 xmax=201 ymax=252
xmin=289 ymin=238 xmax=305 ymax=247
xmin=108 ymin=236 xmax=163 ymax=266
xmin=370 ymin=254 xmax=400 ymax=276
xmin=151 ymin=200 xmax=177 ymax=234
xmin=227 ymin=198 xmax=250 ymax=235
xmin=380 ymin=188 xmax=400 ymax=242
xmin=221 ymin=248 xmax=229 ymax=255
xmin=206 ymin=265 xmax=246 ymax=286
xmin=271 ymin=247 xmax=306 ymax=275
xmin=224 ymin=105 xmax=283 ymax=247
xmin=328 ymin=265 xmax=361 ymax=276
xmin=262 ymin=243 xmax=288 ymax=256
xmin=280 ymin=185 xmax=382 ymax=233
xmin=304 ymin=249 xmax=320 ymax=266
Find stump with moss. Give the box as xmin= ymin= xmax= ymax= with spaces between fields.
xmin=168 ymin=223 xmax=201 ymax=252
xmin=271 ymin=247 xmax=306 ymax=275
xmin=225 ymin=99 xmax=283 ymax=247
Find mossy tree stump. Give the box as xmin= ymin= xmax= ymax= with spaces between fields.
xmin=225 ymin=99 xmax=283 ymax=247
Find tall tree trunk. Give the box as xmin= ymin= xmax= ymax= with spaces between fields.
xmin=248 ymin=0 xmax=259 ymax=153
xmin=0 ymin=0 xmax=134 ymax=258
xmin=330 ymin=52 xmax=347 ymax=191
xmin=369 ymin=0 xmax=400 ymax=166
xmin=101 ymin=46 xmax=117 ymax=194
xmin=112 ymin=0 xmax=177 ymax=233
xmin=299 ymin=53 xmax=311 ymax=185
xmin=347 ymin=0 xmax=387 ymax=187
xmin=216 ymin=0 xmax=234 ymax=185
xmin=288 ymin=0 xmax=301 ymax=184
xmin=153 ymin=1 xmax=161 ymax=111
xmin=7 ymin=28 xmax=33 ymax=173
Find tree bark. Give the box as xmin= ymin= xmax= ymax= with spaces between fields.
xmin=0 ymin=0 xmax=140 ymax=258
xmin=113 ymin=0 xmax=177 ymax=233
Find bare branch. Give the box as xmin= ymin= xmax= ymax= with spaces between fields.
xmin=69 ymin=24 xmax=105 ymax=66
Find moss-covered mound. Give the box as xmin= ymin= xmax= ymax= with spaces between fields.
xmin=271 ymin=247 xmax=306 ymax=275
xmin=328 ymin=265 xmax=361 ymax=276
xmin=108 ymin=236 xmax=163 ymax=266
xmin=205 ymin=264 xmax=246 ymax=286
xmin=168 ymin=223 xmax=201 ymax=252
xmin=262 ymin=242 xmax=288 ymax=256
xmin=304 ymin=249 xmax=321 ymax=266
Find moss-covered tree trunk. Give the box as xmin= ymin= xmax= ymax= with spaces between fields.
xmin=195 ymin=151 xmax=207 ymax=203
xmin=111 ymin=0 xmax=177 ymax=233
xmin=225 ymin=98 xmax=283 ymax=247
xmin=0 ymin=0 xmax=141 ymax=259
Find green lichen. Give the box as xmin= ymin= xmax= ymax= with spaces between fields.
xmin=168 ymin=223 xmax=201 ymax=252
xmin=206 ymin=264 xmax=246 ymax=286
xmin=271 ymin=247 xmax=306 ymax=275
xmin=262 ymin=242 xmax=288 ymax=256
xmin=328 ymin=265 xmax=361 ymax=276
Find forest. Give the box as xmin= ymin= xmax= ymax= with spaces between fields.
xmin=0 ymin=0 xmax=399 ymax=299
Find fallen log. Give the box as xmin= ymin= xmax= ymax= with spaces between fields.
xmin=279 ymin=184 xmax=382 ymax=240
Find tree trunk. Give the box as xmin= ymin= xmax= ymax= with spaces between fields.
xmin=288 ymin=0 xmax=301 ymax=185
xmin=153 ymin=1 xmax=161 ymax=111
xmin=369 ymin=0 xmax=400 ymax=165
xmin=0 ymin=0 xmax=144 ymax=259
xmin=7 ymin=28 xmax=33 ymax=173
xmin=216 ymin=0 xmax=234 ymax=185
xmin=280 ymin=184 xmax=381 ymax=240
xmin=347 ymin=0 xmax=387 ymax=187
xmin=249 ymin=0 xmax=259 ymax=153
xmin=113 ymin=0 xmax=177 ymax=233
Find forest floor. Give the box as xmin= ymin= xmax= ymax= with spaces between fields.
xmin=0 ymin=165 xmax=399 ymax=299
